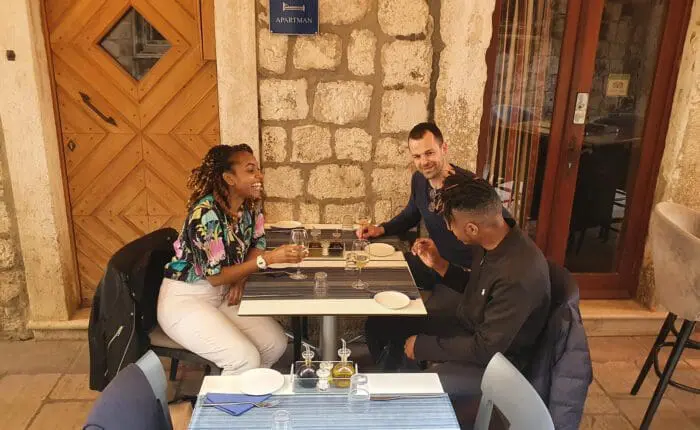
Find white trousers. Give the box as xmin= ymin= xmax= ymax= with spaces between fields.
xmin=157 ymin=277 xmax=287 ymax=375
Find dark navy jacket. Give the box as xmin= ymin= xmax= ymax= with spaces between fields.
xmin=528 ymin=262 xmax=593 ymax=430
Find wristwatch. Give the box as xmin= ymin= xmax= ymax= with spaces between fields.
xmin=256 ymin=254 xmax=268 ymax=270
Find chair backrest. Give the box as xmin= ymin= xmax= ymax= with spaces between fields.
xmin=84 ymin=361 xmax=170 ymax=430
xmin=136 ymin=350 xmax=172 ymax=430
xmin=475 ymin=353 xmax=555 ymax=430
xmin=650 ymin=202 xmax=700 ymax=322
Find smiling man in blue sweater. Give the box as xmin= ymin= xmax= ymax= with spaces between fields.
xmin=358 ymin=122 xmax=478 ymax=293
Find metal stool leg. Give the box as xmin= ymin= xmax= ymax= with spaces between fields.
xmin=632 ymin=313 xmax=676 ymax=395
xmin=640 ymin=319 xmax=695 ymax=430
xmin=169 ymin=358 xmax=179 ymax=381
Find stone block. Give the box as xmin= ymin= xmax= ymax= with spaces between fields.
xmin=293 ymin=34 xmax=342 ymax=70
xmin=380 ymin=90 xmax=428 ymax=133
xmin=264 ymin=201 xmax=295 ymax=223
xmin=324 ymin=203 xmax=367 ymax=223
xmin=382 ymin=40 xmax=432 ymax=88
xmin=263 ymin=167 xmax=303 ymax=198
xmin=261 ymin=126 xmax=287 ymax=162
xmin=50 ymin=374 xmax=99 ymax=400
xmin=28 ymin=401 xmax=93 ymax=430
xmin=291 ymin=125 xmax=332 ymax=162
xmin=378 ymin=0 xmax=429 ymax=37
xmin=308 ymin=165 xmax=365 ymax=199
xmin=257 ymin=29 xmax=288 ymax=74
xmin=313 ymin=81 xmax=373 ymax=125
xmin=374 ymin=200 xmax=394 ymax=224
xmin=0 ymin=202 xmax=11 ymax=234
xmin=374 ymin=137 xmax=412 ymax=166
xmin=435 ymin=0 xmax=495 ymax=170
xmin=0 ymin=269 xmax=24 ymax=304
xmin=372 ymin=167 xmax=413 ymax=197
xmin=0 ymin=238 xmax=17 ymax=270
xmin=0 ymin=374 xmax=62 ymax=430
xmin=334 ymin=128 xmax=372 ymax=161
xmin=259 ymin=79 xmax=309 ymax=121
xmin=299 ymin=203 xmax=321 ymax=223
xmin=348 ymin=29 xmax=376 ymax=76
xmin=319 ymin=0 xmax=371 ymax=24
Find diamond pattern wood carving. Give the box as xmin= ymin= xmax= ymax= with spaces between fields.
xmin=45 ymin=0 xmax=220 ymax=303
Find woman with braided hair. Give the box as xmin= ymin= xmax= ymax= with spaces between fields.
xmin=157 ymin=144 xmax=303 ymax=374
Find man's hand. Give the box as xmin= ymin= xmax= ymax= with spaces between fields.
xmin=356 ymin=224 xmax=384 ymax=239
xmin=411 ymin=238 xmax=449 ymax=276
xmin=404 ymin=335 xmax=417 ymax=360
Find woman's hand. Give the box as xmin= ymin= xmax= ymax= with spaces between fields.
xmin=227 ymin=280 xmax=245 ymax=306
xmin=264 ymin=244 xmax=305 ymax=265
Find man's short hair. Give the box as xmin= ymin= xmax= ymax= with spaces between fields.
xmin=408 ymin=122 xmax=444 ymax=143
xmin=440 ymin=172 xmax=502 ymax=224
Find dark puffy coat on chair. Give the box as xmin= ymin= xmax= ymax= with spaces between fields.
xmin=528 ymin=261 xmax=593 ymax=430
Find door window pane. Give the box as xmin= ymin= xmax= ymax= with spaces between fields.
xmin=99 ymin=8 xmax=171 ymax=81
xmin=484 ymin=0 xmax=569 ymax=240
xmin=565 ymin=0 xmax=668 ymax=272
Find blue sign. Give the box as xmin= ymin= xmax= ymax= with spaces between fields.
xmin=269 ymin=0 xmax=318 ymax=35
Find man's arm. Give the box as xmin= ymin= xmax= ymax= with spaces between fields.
xmin=413 ymin=279 xmax=539 ymax=365
xmin=440 ymin=263 xmax=471 ymax=294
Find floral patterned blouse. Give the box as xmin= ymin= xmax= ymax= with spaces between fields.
xmin=164 ymin=194 xmax=266 ymax=283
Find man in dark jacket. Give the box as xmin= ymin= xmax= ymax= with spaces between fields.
xmin=375 ymin=173 xmax=551 ymax=396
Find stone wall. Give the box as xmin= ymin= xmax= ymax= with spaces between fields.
xmin=0 ymin=118 xmax=30 ymax=339
xmin=637 ymin=0 xmax=700 ymax=307
xmin=256 ymin=0 xmax=436 ymax=224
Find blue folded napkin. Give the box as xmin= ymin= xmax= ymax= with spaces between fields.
xmin=204 ymin=393 xmax=272 ymax=416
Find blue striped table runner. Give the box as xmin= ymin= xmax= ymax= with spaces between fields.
xmin=188 ymin=393 xmax=460 ymax=429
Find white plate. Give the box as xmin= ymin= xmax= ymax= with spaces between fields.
xmin=270 ymin=221 xmax=303 ymax=229
xmin=374 ymin=291 xmax=411 ymax=310
xmin=238 ymin=368 xmax=285 ymax=395
xmin=368 ymin=243 xmax=395 ymax=257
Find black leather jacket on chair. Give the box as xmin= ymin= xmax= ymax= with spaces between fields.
xmin=88 ymin=228 xmax=177 ymax=391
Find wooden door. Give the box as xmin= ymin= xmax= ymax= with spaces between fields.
xmin=44 ymin=0 xmax=220 ymax=304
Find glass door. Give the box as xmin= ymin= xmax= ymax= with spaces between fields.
xmin=482 ymin=0 xmax=690 ymax=297
xmin=543 ymin=0 xmax=689 ymax=297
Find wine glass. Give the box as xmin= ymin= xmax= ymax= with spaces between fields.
xmin=289 ymin=228 xmax=308 ymax=280
xmin=351 ymin=240 xmax=370 ymax=289
xmin=341 ymin=214 xmax=354 ymax=232
xmin=356 ymin=207 xmax=371 ymax=231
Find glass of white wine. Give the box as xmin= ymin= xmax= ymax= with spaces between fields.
xmin=356 ymin=207 xmax=370 ymax=232
xmin=289 ymin=228 xmax=308 ymax=280
xmin=351 ymin=239 xmax=370 ymax=289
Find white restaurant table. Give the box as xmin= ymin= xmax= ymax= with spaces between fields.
xmin=240 ymin=224 xmax=427 ymax=360
xmin=191 ymin=373 xmax=460 ymax=430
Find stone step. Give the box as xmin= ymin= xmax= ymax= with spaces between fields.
xmin=28 ymin=300 xmax=668 ymax=340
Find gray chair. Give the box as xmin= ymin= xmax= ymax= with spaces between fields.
xmin=136 ymin=350 xmax=173 ymax=430
xmin=475 ymin=353 xmax=554 ymax=430
xmin=631 ymin=201 xmax=700 ymax=430
xmin=84 ymin=360 xmax=170 ymax=430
